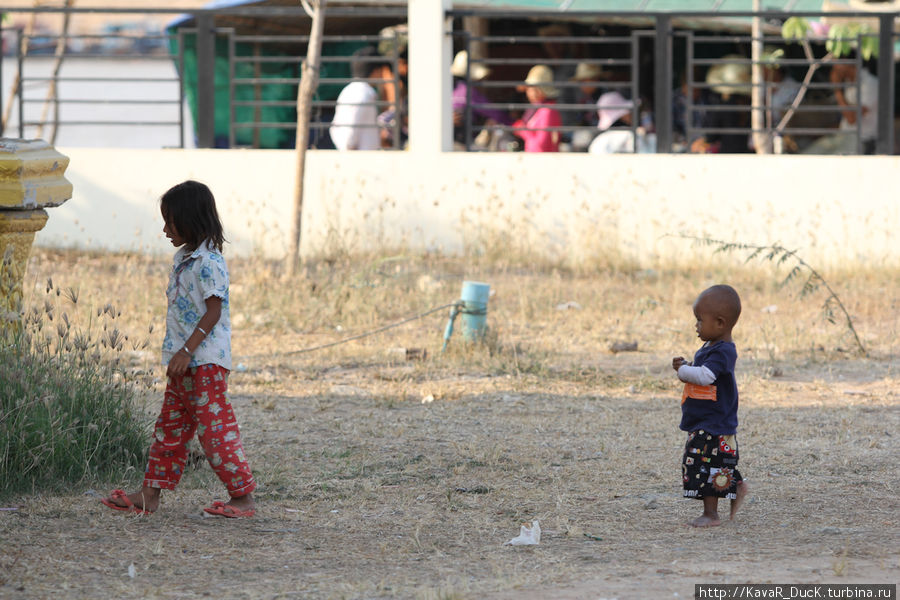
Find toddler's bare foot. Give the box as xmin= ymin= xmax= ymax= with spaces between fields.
xmin=730 ymin=480 xmax=749 ymax=520
xmin=690 ymin=514 xmax=721 ymax=528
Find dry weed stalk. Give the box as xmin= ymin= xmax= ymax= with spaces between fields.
xmin=681 ymin=235 xmax=866 ymax=356
xmin=0 ymin=273 xmax=153 ymax=497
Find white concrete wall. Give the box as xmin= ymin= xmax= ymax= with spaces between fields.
xmin=34 ymin=147 xmax=900 ymax=269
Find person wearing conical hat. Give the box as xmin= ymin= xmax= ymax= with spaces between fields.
xmin=568 ymin=62 xmax=612 ymax=151
xmin=511 ymin=64 xmax=562 ymax=152
xmin=588 ymin=91 xmax=656 ymax=154
xmin=690 ymin=56 xmax=752 ymax=154
xmin=451 ymin=50 xmax=512 ymax=148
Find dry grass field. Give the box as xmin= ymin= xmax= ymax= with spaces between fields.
xmin=1 ymin=246 xmax=898 ymax=599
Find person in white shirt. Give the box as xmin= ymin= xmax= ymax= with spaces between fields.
xmin=330 ymin=47 xmax=391 ymax=151
xmin=803 ymin=58 xmax=879 ymax=155
xmin=588 ymin=91 xmax=656 ymax=154
xmin=834 ymin=61 xmax=878 ymax=151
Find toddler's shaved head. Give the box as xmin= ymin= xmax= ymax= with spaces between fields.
xmin=699 ymin=284 xmax=742 ymax=327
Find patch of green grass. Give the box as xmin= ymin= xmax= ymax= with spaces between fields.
xmin=0 ymin=272 xmax=152 ymax=499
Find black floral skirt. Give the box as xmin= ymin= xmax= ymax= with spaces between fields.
xmin=682 ymin=430 xmax=743 ymax=500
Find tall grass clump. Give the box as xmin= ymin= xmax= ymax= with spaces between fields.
xmin=0 ymin=253 xmax=152 ymax=498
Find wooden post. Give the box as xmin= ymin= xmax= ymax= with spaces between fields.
xmin=286 ymin=0 xmax=326 ymax=277
xmin=36 ymin=0 xmax=75 ymax=144
xmin=1 ymin=4 xmax=39 ymax=133
xmin=751 ymin=0 xmax=770 ymax=154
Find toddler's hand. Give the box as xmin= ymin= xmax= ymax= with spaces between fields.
xmin=672 ymin=357 xmax=687 ymax=371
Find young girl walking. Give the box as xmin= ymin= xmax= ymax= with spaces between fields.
xmin=101 ymin=180 xmax=256 ymax=518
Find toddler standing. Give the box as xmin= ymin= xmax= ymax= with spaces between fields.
xmin=101 ymin=180 xmax=256 ymax=518
xmin=672 ymin=284 xmax=748 ymax=527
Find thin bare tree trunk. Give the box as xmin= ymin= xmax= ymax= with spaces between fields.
xmin=765 ymin=42 xmax=830 ymax=148
xmin=2 ymin=3 xmax=39 ymax=132
xmin=751 ymin=0 xmax=771 ymax=153
xmin=37 ymin=0 xmax=74 ymax=143
xmin=286 ymin=0 xmax=326 ymax=277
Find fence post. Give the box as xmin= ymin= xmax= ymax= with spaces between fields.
xmin=408 ymin=0 xmax=452 ymax=153
xmin=876 ymin=14 xmax=894 ymax=155
xmin=195 ymin=13 xmax=216 ymax=148
xmin=17 ymin=38 xmax=24 ymax=139
xmin=654 ymin=14 xmax=673 ymax=153
xmin=178 ymin=29 xmax=186 ymax=149
xmin=0 ymin=46 xmax=3 ymax=136
xmin=463 ymin=33 xmax=473 ymax=151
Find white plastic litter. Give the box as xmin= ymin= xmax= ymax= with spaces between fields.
xmin=504 ymin=520 xmax=541 ymax=545
xmin=127 ymin=563 xmax=136 ymax=579
xmin=555 ymin=301 xmax=582 ymax=311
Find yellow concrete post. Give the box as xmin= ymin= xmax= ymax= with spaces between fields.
xmin=0 ymin=139 xmax=72 ymax=335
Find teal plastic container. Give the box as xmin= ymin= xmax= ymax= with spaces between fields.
xmin=459 ymin=280 xmax=490 ymax=341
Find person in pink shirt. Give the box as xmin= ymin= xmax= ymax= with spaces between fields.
xmin=512 ymin=64 xmax=562 ymax=152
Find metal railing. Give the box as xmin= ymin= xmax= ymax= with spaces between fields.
xmin=0 ymin=5 xmax=407 ymax=149
xmin=453 ymin=30 xmax=642 ymax=152
xmin=684 ymin=31 xmax=875 ymax=155
xmin=0 ymin=5 xmax=895 ymax=154
xmin=223 ymin=31 xmax=404 ymax=149
xmin=448 ymin=8 xmax=897 ymax=155
xmin=7 ymin=29 xmax=184 ymax=146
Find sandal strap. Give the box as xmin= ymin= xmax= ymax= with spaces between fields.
xmin=110 ymin=489 xmax=134 ymax=508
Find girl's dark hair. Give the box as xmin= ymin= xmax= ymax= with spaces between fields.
xmin=160 ymin=180 xmax=226 ymax=252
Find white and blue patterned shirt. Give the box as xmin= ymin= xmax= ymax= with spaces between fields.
xmin=162 ymin=240 xmax=232 ymax=370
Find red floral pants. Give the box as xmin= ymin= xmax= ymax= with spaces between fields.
xmin=144 ymin=364 xmax=256 ymax=497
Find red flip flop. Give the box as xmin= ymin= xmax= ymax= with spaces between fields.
xmin=100 ymin=489 xmax=153 ymax=515
xmin=203 ymin=500 xmax=255 ymax=518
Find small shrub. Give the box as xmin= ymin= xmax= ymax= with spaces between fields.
xmin=0 ymin=272 xmax=152 ymax=498
xmin=679 ymin=235 xmax=866 ymax=355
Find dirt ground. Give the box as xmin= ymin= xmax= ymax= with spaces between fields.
xmin=1 ymin=250 xmax=898 ymax=599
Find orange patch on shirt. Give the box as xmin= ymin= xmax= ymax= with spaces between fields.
xmin=682 ymin=383 xmax=717 ymax=404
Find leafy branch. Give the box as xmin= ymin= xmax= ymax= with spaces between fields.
xmin=680 ymin=235 xmax=866 ymax=356
xmin=782 ymin=17 xmax=878 ymax=61
xmin=757 ymin=17 xmax=877 ymax=151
